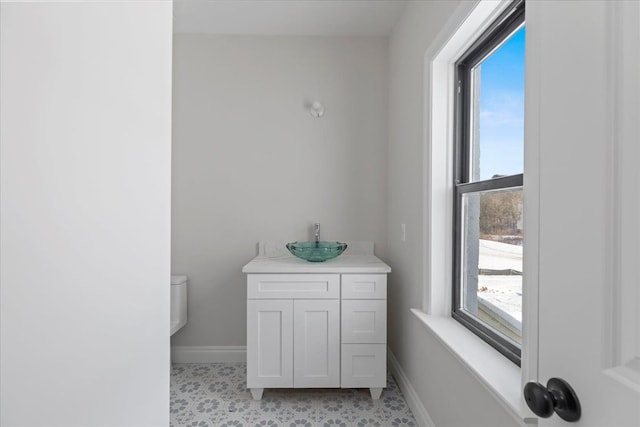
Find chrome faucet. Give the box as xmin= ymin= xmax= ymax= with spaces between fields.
xmin=314 ymin=223 xmax=320 ymax=243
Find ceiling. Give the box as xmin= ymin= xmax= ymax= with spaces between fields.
xmin=173 ymin=0 xmax=407 ymax=36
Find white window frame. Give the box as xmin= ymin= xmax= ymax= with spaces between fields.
xmin=411 ymin=0 xmax=540 ymax=423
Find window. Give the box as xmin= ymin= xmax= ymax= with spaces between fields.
xmin=453 ymin=0 xmax=525 ymax=365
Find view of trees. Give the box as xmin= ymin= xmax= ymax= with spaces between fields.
xmin=479 ymin=190 xmax=523 ymax=239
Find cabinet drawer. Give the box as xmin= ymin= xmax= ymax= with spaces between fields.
xmin=248 ymin=274 xmax=340 ymax=299
xmin=341 ymin=344 xmax=386 ymax=388
xmin=341 ymin=274 xmax=387 ymax=299
xmin=341 ymin=300 xmax=386 ymax=343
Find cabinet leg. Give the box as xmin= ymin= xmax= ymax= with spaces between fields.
xmin=250 ymin=388 xmax=264 ymax=400
xmin=369 ymin=387 xmax=383 ymax=400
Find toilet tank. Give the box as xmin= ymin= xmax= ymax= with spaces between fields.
xmin=170 ymin=275 xmax=188 ymax=336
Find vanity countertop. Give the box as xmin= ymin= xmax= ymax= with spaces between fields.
xmin=242 ymin=241 xmax=391 ymax=274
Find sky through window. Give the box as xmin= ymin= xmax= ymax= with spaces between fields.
xmin=477 ymin=26 xmax=525 ymax=180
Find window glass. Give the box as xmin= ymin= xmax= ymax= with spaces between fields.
xmin=460 ymin=189 xmax=523 ymax=345
xmin=469 ymin=27 xmax=525 ymax=182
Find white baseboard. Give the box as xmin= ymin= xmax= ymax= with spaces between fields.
xmin=171 ymin=346 xmax=247 ymax=363
xmin=387 ymin=347 xmax=435 ymax=427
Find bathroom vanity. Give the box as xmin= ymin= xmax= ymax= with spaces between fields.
xmin=242 ymin=242 xmax=391 ymax=400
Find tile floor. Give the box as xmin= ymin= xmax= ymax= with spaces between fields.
xmin=170 ymin=363 xmax=418 ymax=427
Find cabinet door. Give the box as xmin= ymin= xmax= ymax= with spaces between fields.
xmin=293 ymin=299 xmax=340 ymax=388
xmin=247 ymin=299 xmax=293 ymax=388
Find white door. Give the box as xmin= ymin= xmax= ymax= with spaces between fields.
xmin=528 ymin=1 xmax=640 ymax=425
xmin=293 ymin=299 xmax=340 ymax=388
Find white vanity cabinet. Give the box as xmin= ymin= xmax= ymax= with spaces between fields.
xmin=246 ymin=274 xmax=340 ymax=400
xmin=243 ymin=243 xmax=391 ymax=401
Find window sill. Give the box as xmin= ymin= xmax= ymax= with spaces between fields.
xmin=411 ymin=309 xmax=537 ymax=425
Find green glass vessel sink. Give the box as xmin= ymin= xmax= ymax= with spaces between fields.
xmin=286 ymin=241 xmax=348 ymax=262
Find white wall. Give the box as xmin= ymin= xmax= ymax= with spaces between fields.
xmin=0 ymin=2 xmax=173 ymax=426
xmin=171 ymin=35 xmax=388 ymax=347
xmin=387 ymin=1 xmax=519 ymax=426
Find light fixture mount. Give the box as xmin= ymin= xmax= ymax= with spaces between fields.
xmin=309 ymin=101 xmax=325 ymax=118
